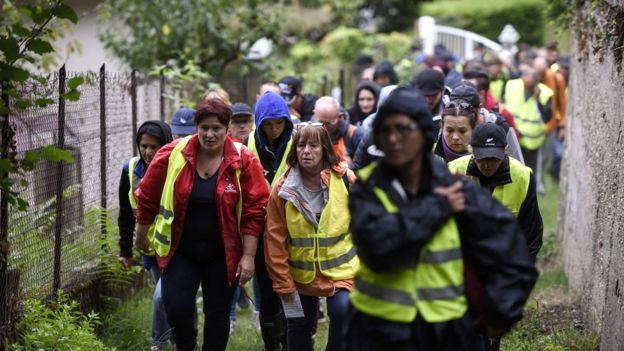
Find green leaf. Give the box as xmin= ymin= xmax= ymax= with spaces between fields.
xmin=40 ymin=146 xmax=74 ymax=163
xmin=0 ymin=63 xmax=30 ymax=82
xmin=16 ymin=197 xmax=29 ymax=211
xmin=14 ymin=98 xmax=32 ymax=109
xmin=0 ymin=159 xmax=16 ymax=173
xmin=0 ymin=37 xmax=20 ymax=61
xmin=32 ymin=8 xmax=52 ymax=24
xmin=51 ymin=3 xmax=78 ymax=24
xmin=0 ymin=101 xmax=8 ymax=115
xmin=27 ymin=39 xmax=54 ymax=55
xmin=67 ymin=76 xmax=84 ymax=90
xmin=11 ymin=23 xmax=31 ymax=37
xmin=62 ymin=90 xmax=80 ymax=101
xmin=36 ymin=98 xmax=55 ymax=107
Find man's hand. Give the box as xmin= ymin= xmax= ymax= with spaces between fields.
xmin=434 ymin=181 xmax=465 ymax=213
xmin=236 ymin=254 xmax=255 ymax=284
xmin=118 ymin=256 xmax=134 ymax=269
xmin=557 ymin=126 xmax=565 ymax=141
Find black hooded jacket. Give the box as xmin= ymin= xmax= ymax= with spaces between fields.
xmin=465 ymin=156 xmax=543 ymax=260
xmin=349 ymin=153 xmax=538 ymax=332
xmin=118 ymin=121 xmax=173 ymax=258
xmin=347 ymin=81 xmax=379 ymax=126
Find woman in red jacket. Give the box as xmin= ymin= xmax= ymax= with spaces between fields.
xmin=135 ymin=98 xmax=270 ymax=351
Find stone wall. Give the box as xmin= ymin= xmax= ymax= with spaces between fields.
xmin=559 ymin=1 xmax=624 ymax=349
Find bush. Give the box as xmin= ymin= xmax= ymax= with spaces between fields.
xmin=11 ymin=292 xmax=114 ymax=351
xmin=420 ymin=0 xmax=547 ymax=46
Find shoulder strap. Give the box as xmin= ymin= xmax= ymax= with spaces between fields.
xmin=233 ymin=142 xmax=243 ymax=233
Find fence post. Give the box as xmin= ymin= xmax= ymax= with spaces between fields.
xmin=159 ymin=73 xmax=165 ymax=122
xmin=53 ymin=65 xmax=67 ymax=291
xmin=418 ymin=16 xmax=436 ymax=57
xmin=0 ymin=82 xmax=11 ymax=350
xmin=99 ymin=64 xmax=108 ymax=248
xmin=131 ymin=70 xmax=137 ymax=157
xmin=338 ymin=67 xmax=345 ymax=106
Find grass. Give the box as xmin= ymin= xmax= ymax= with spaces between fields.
xmin=99 ymin=174 xmax=600 ymax=350
xmin=99 ymin=283 xmax=330 ymax=351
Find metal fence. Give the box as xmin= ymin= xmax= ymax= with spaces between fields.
xmin=0 ymin=64 xmax=174 ymax=344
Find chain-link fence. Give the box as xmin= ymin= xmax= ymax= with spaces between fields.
xmin=0 ymin=64 xmax=175 ymax=344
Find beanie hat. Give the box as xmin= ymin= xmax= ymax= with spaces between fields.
xmin=373 ymin=86 xmax=436 ymax=148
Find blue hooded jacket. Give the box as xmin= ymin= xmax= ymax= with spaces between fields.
xmin=251 ymin=92 xmax=294 ymax=184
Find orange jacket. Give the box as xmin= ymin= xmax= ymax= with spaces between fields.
xmin=542 ymin=69 xmax=567 ymax=134
xmin=264 ymin=163 xmax=356 ymax=296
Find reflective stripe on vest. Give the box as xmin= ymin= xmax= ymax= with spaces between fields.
xmin=448 ymin=155 xmax=531 ymax=217
xmin=248 ymin=132 xmax=292 ymax=189
xmin=284 ymin=171 xmax=359 ymax=284
xmin=152 ymin=136 xmax=243 ymax=257
xmin=127 ymin=157 xmax=141 ymax=212
xmin=504 ymin=79 xmax=553 ymax=150
xmin=128 ymin=156 xmax=156 ymax=256
xmin=350 ymin=163 xmax=467 ymax=323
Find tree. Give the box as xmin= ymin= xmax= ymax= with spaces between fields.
xmin=0 ymin=1 xmax=79 ymax=211
xmin=359 ymin=0 xmax=420 ymax=33
xmin=97 ymin=0 xmax=282 ymax=78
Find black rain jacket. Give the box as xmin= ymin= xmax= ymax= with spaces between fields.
xmin=349 ymin=153 xmax=538 ymax=332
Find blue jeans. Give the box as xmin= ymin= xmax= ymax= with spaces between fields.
xmin=286 ymin=289 xmax=350 ymax=351
xmin=161 ymin=254 xmax=236 ymax=351
xmin=143 ymin=255 xmax=172 ymax=346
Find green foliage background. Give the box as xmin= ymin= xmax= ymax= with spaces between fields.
xmin=420 ymin=0 xmax=548 ymax=46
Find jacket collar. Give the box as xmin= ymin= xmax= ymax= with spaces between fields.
xmin=181 ymin=134 xmax=241 ymax=171
xmin=466 ymin=156 xmax=512 ymax=187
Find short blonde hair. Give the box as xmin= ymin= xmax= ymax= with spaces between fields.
xmin=204 ymin=87 xmax=231 ymax=106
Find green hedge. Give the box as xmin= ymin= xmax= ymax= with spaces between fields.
xmin=420 ymin=0 xmax=547 ymax=46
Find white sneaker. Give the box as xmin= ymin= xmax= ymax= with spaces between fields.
xmin=252 ymin=310 xmax=261 ymax=331
xmin=229 ymin=320 xmax=236 ymax=335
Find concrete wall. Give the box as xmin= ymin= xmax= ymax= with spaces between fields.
xmin=559 ymin=1 xmax=624 ymax=349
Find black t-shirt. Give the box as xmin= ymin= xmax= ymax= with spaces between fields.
xmin=177 ymin=171 xmax=224 ymax=262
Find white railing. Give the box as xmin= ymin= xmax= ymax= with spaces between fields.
xmin=418 ymin=16 xmax=503 ymax=61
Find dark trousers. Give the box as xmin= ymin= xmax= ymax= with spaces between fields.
xmin=287 ymin=289 xmax=350 ymax=351
xmin=255 ymin=236 xmax=282 ymax=317
xmin=161 ymin=253 xmax=236 ymax=351
xmin=521 ymin=147 xmax=539 ymax=172
xmin=343 ymin=305 xmax=482 ymax=351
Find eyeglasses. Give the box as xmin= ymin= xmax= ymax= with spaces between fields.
xmin=377 ymin=122 xmax=419 ymax=138
xmin=445 ymin=100 xmax=475 ymax=111
xmin=295 ymin=122 xmax=324 ymax=130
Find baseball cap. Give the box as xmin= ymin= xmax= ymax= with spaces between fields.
xmin=450 ymin=83 xmax=481 ymax=108
xmin=171 ymin=107 xmax=196 ymax=136
xmin=278 ymin=76 xmax=301 ymax=104
xmin=413 ymin=69 xmax=445 ymax=95
xmin=470 ymin=123 xmax=507 ymax=160
xmin=231 ymin=102 xmax=253 ymax=117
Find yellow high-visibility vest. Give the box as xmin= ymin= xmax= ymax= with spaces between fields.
xmin=151 ymin=136 xmax=242 ymax=257
xmin=285 ymin=170 xmax=359 ymax=284
xmin=504 ymin=79 xmax=553 ymax=150
xmin=247 ymin=132 xmax=292 ymax=189
xmin=350 ymin=163 xmax=467 ymax=323
xmin=448 ymin=155 xmax=531 ymax=216
xmin=127 ymin=157 xmax=155 ymax=256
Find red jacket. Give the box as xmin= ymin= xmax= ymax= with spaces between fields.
xmin=135 ymin=135 xmax=269 ymax=284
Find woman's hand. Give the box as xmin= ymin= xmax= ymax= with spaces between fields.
xmin=237 ymin=254 xmax=255 ymax=284
xmin=434 ymin=181 xmax=465 ymax=212
xmin=134 ymin=223 xmax=151 ymax=253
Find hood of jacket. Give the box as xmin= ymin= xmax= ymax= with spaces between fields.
xmin=348 ymin=81 xmax=380 ymax=124
xmin=254 ymin=92 xmax=294 ymax=152
xmin=136 ymin=120 xmax=173 ymax=166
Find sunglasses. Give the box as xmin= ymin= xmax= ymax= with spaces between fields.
xmin=295 ymin=122 xmax=324 ymax=130
xmin=377 ymin=122 xmax=420 ymax=138
xmin=445 ymin=100 xmax=475 ymax=111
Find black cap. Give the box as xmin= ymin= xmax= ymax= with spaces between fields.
xmin=278 ymin=76 xmax=301 ymax=104
xmin=373 ymin=86 xmax=436 ymax=147
xmin=413 ymin=69 xmax=445 ymax=95
xmin=470 ymin=123 xmax=507 ymax=160
xmin=450 ymin=83 xmax=480 ymax=108
xmin=231 ymin=102 xmax=253 ymax=117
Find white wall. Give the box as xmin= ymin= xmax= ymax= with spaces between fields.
xmin=53 ymin=0 xmax=128 ymax=73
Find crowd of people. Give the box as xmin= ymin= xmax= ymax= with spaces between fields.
xmin=118 ymin=41 xmax=569 ymax=351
